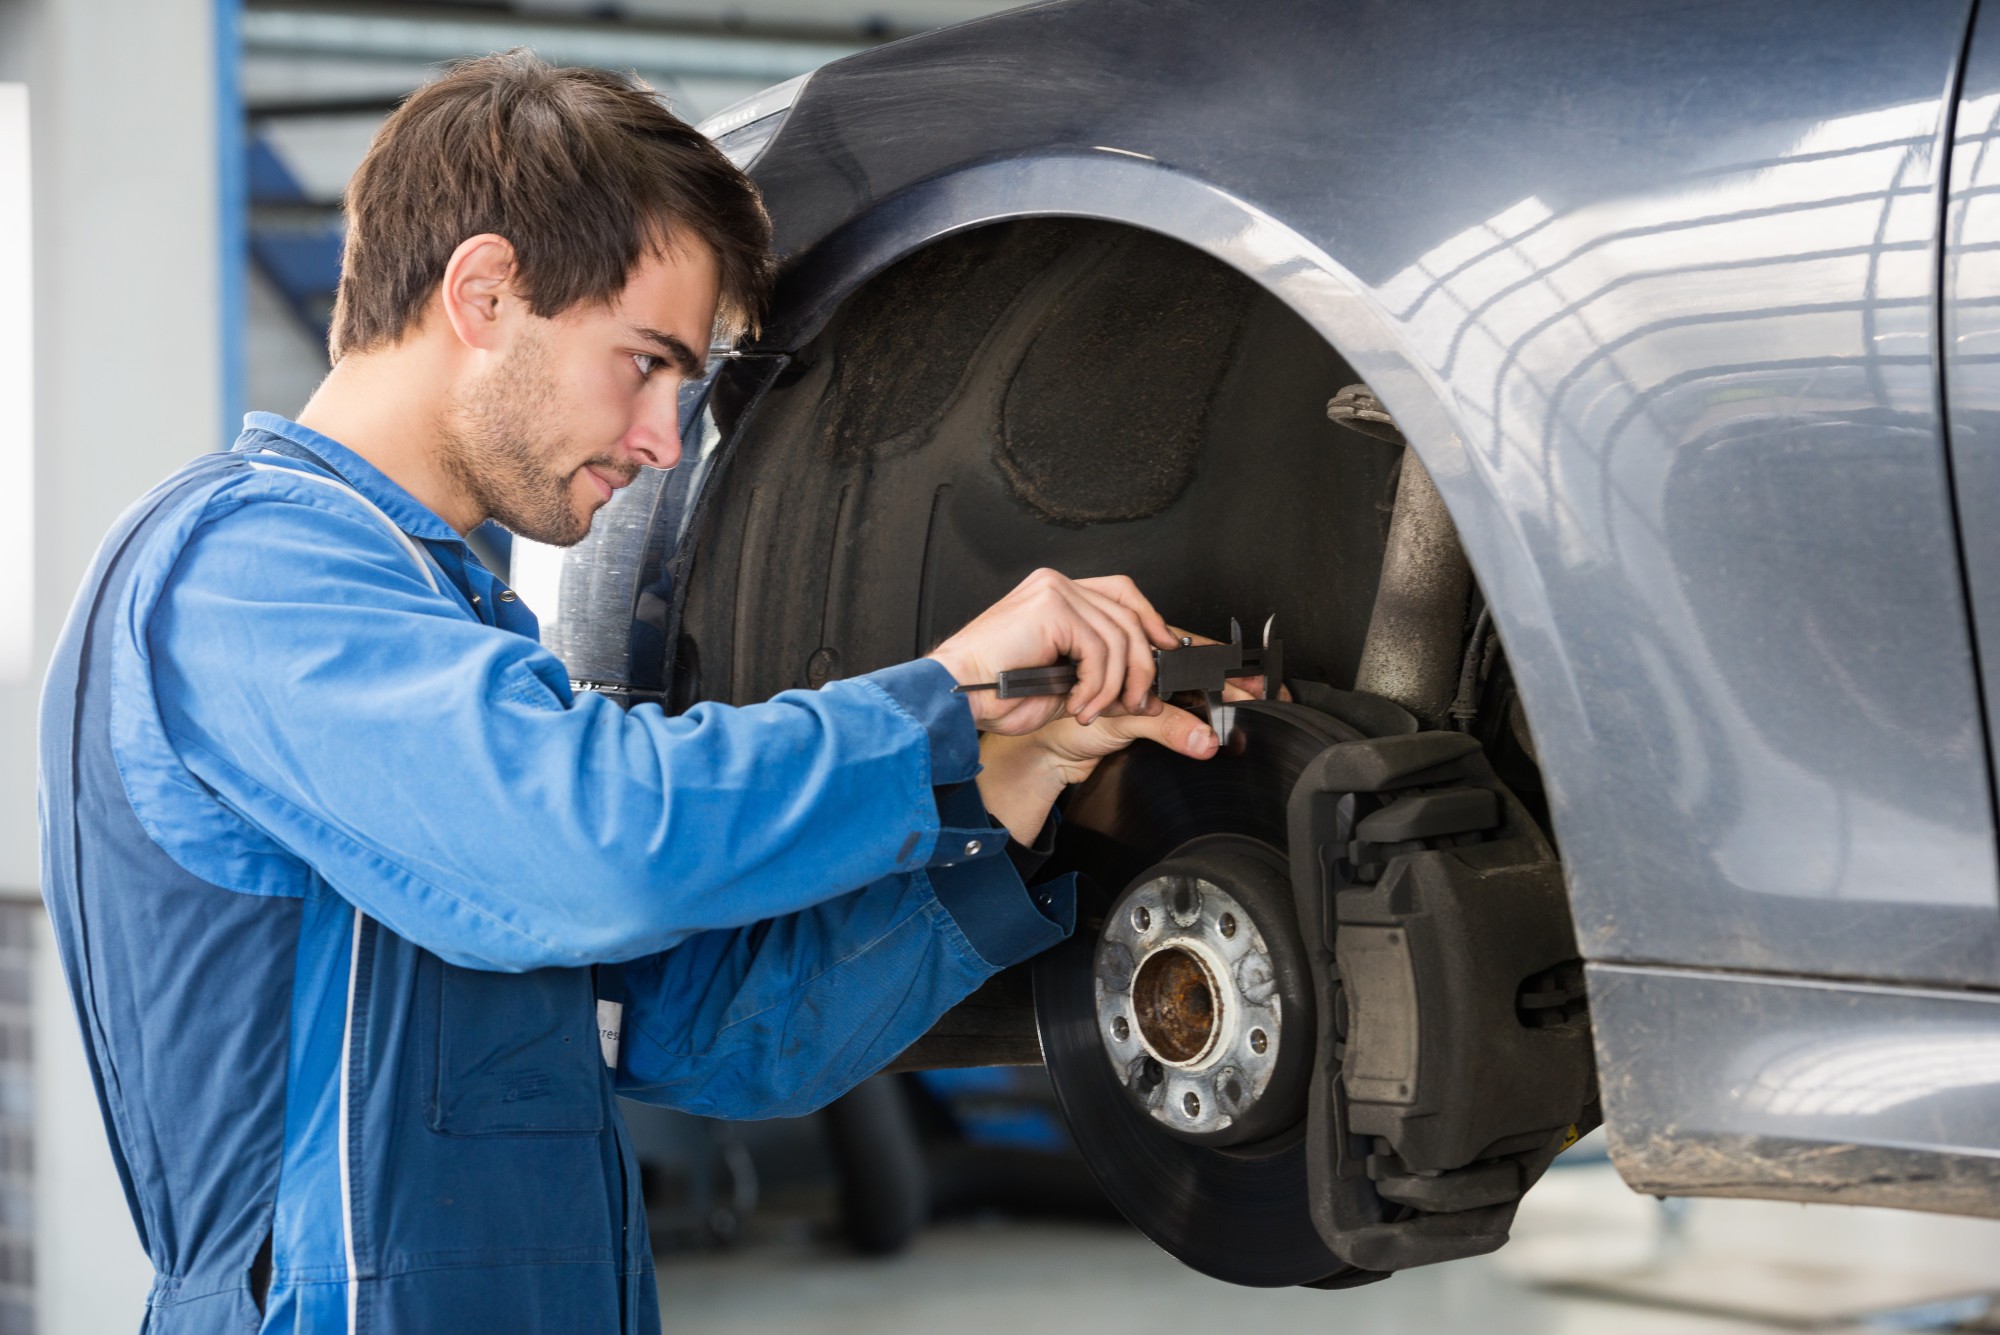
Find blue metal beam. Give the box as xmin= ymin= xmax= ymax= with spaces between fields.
xmin=239 ymin=9 xmax=862 ymax=83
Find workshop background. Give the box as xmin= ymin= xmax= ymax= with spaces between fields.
xmin=6 ymin=2 xmax=2000 ymax=1333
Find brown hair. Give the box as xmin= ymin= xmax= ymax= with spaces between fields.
xmin=329 ymin=50 xmax=773 ymax=361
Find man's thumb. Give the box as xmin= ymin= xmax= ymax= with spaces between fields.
xmin=1135 ymin=703 xmax=1217 ymax=758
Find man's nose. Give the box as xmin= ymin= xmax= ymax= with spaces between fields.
xmin=623 ymin=396 xmax=683 ymax=471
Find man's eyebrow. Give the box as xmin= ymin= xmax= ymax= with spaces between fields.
xmin=633 ymin=327 xmax=704 ymax=378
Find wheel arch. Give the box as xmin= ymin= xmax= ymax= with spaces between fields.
xmin=757 ymin=150 xmax=1590 ymax=843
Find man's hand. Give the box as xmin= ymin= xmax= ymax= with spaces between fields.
xmin=971 ymin=670 xmax=1277 ymax=846
xmin=976 ymin=702 xmax=1219 ymax=845
xmin=927 ymin=570 xmax=1180 ymax=733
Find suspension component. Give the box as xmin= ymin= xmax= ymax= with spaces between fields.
xmin=1333 ymin=385 xmax=1473 ymax=728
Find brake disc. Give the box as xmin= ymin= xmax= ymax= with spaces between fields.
xmin=1033 ymin=701 xmax=1363 ymax=1288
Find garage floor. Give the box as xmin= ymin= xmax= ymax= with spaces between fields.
xmin=654 ymin=1156 xmax=2000 ymax=1334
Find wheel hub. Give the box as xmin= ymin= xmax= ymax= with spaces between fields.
xmin=1096 ymin=867 xmax=1283 ymax=1140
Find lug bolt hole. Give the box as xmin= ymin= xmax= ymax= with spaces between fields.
xmin=1249 ymin=1028 xmax=1268 ymax=1055
xmin=1111 ymin=1016 xmax=1130 ymax=1042
xmin=1219 ymin=913 xmax=1237 ymax=939
xmin=1183 ymin=1092 xmax=1201 ymax=1118
xmin=1132 ymin=905 xmax=1152 ymax=932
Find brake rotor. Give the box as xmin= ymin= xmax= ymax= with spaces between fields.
xmin=1034 ymin=700 xmax=1362 ymax=1287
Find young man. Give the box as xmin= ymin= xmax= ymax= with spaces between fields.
xmin=38 ymin=51 xmax=1219 ymax=1334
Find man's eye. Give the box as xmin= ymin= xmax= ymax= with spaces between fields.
xmin=633 ymin=353 xmax=662 ymax=379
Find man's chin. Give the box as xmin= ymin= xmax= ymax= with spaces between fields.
xmin=498 ymin=511 xmax=594 ymax=549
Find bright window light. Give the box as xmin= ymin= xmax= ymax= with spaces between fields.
xmin=0 ymin=86 xmax=28 ymax=685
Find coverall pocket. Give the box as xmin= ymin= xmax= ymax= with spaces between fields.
xmin=429 ymin=962 xmax=604 ymax=1135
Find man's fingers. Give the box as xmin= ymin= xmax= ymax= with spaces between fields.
xmin=1062 ymin=614 xmax=1112 ymax=724
xmin=1069 ymin=595 xmax=1131 ymax=724
xmin=1054 ymin=581 xmax=1126 ymax=725
xmin=1118 ymin=604 xmax=1157 ymax=714
xmin=1097 ymin=701 xmax=1217 ymax=758
xmin=1080 ymin=575 xmax=1177 ymax=650
xmin=1061 ymin=581 xmax=1154 ymax=724
xmin=1155 ymin=703 xmax=1219 ymax=758
xmin=1078 ymin=586 xmax=1158 ymax=714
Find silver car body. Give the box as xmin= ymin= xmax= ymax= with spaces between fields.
xmin=551 ymin=0 xmax=2000 ymax=1217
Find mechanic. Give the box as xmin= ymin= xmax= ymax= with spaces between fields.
xmin=37 ymin=52 xmax=1223 ymax=1334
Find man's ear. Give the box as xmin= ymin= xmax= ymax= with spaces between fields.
xmin=437 ymin=233 xmax=520 ymax=352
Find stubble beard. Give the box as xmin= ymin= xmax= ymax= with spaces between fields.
xmin=438 ymin=326 xmax=597 ymax=548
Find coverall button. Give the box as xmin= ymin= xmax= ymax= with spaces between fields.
xmin=964 ymin=839 xmax=983 ymax=857
xmin=499 ymin=589 xmax=518 ymax=603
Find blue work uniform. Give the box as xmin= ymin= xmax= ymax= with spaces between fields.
xmin=38 ymin=414 xmax=1075 ymax=1333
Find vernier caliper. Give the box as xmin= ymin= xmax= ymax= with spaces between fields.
xmin=952 ymin=616 xmax=1285 ymax=730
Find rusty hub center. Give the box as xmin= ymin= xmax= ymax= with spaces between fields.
xmin=1132 ymin=946 xmax=1219 ymax=1064
xmin=1094 ymin=861 xmax=1286 ymax=1138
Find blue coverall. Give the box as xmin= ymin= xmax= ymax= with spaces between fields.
xmin=38 ymin=413 xmax=1075 ymax=1332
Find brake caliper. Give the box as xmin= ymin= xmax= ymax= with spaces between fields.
xmin=1287 ymin=731 xmax=1598 ymax=1277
